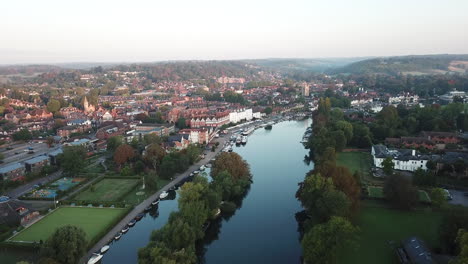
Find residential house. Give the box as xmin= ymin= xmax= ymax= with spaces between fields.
xmin=24 ymin=155 xmax=49 ymax=173
xmin=0 ymin=196 xmax=39 ymax=227
xmin=371 ymin=145 xmax=430 ymax=172
xmin=0 ymin=163 xmax=25 ymax=181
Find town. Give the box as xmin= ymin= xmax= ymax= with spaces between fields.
xmin=0 ymin=59 xmax=466 ymax=263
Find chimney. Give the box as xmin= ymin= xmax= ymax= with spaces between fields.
xmin=412 ymin=149 xmax=416 ymax=156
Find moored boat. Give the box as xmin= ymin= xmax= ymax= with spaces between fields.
xmin=121 ymin=225 xmax=129 ymax=233
xmin=114 ymin=232 xmax=122 ymax=240
xmin=159 ymin=191 xmax=168 ymax=199
xmin=151 ymin=200 xmax=159 ymax=206
xmin=87 ymin=253 xmax=103 ymax=264
xmin=128 ymin=219 xmax=137 ymax=227
xmin=135 ymin=213 xmax=145 ymax=221
xmin=100 ymin=245 xmax=110 ymax=254
xmin=241 ymin=136 xmax=247 ymax=145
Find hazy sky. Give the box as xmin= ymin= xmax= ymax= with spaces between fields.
xmin=1 ymin=0 xmax=468 ymax=64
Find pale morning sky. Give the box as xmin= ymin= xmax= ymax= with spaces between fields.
xmin=1 ymin=0 xmax=468 ymax=64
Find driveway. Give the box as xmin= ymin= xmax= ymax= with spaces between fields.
xmin=448 ymin=189 xmax=468 ymax=207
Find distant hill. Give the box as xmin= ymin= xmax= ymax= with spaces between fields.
xmin=244 ymin=58 xmax=370 ymax=73
xmin=329 ymin=54 xmax=468 ymax=75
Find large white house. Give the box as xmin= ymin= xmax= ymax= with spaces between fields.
xmin=229 ymin=108 xmax=253 ymax=124
xmin=371 ymin=145 xmax=430 ymax=172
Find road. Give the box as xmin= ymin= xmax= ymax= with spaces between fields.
xmin=1 ymin=142 xmax=59 ymax=164
xmin=448 ymin=189 xmax=468 ymax=207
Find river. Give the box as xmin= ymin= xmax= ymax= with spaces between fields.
xmin=102 ymin=119 xmax=313 ymax=264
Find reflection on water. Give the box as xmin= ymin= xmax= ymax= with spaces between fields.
xmin=102 ymin=119 xmax=312 ymax=264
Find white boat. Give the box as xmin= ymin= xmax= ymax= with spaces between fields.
xmin=151 ymin=200 xmax=159 ymax=206
xmin=241 ymin=136 xmax=247 ymax=145
xmin=121 ymin=225 xmax=129 ymax=233
xmin=87 ymin=253 xmax=103 ymax=264
xmin=227 ymin=145 xmax=233 ymax=152
xmin=241 ymin=127 xmax=254 ymax=136
xmin=200 ymin=165 xmax=206 ymax=171
xmin=235 ymin=137 xmax=242 ymax=145
xmin=100 ymin=245 xmax=110 ymax=254
xmin=159 ymin=191 xmax=168 ymax=199
xmin=114 ymin=233 xmax=122 ymax=240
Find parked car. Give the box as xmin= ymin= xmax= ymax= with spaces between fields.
xmin=443 ymin=189 xmax=453 ymax=200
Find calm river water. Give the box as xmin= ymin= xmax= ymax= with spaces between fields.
xmin=102 ymin=119 xmax=313 ymax=264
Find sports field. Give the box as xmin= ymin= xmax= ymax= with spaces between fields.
xmin=74 ymin=178 xmax=140 ymax=202
xmin=338 ymin=201 xmax=442 ymax=264
xmin=10 ymin=207 xmax=126 ymax=243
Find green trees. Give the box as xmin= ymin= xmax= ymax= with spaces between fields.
xmin=139 ymin=154 xmax=251 ymax=264
xmin=46 ymin=99 xmax=61 ymax=113
xmin=383 ymin=173 xmax=418 ymax=210
xmin=382 ymin=157 xmax=394 ymax=176
xmin=176 ymin=117 xmax=187 ymax=129
xmin=430 ymin=188 xmax=447 ymax=208
xmin=59 ymin=146 xmax=87 ymax=175
xmin=106 ymin=136 xmax=123 ymax=152
xmin=211 ymin=152 xmax=251 ymax=180
xmin=301 ymin=216 xmax=359 ymax=264
xmin=12 ymin=129 xmax=32 ymax=141
xmin=412 ymin=168 xmax=436 ymax=187
xmin=40 ymin=225 xmax=87 ymax=264
xmin=452 ymin=229 xmax=468 ymax=264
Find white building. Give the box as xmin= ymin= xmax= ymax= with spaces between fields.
xmin=229 ymin=108 xmax=253 ymax=124
xmin=371 ymin=145 xmax=429 ymax=172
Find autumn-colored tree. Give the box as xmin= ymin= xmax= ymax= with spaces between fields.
xmin=144 ymin=143 xmax=166 ymax=170
xmin=211 ymin=152 xmax=251 ymax=180
xmin=46 ymin=136 xmax=54 ymax=148
xmin=316 ymin=163 xmax=360 ymax=213
xmin=114 ymin=144 xmax=135 ymax=169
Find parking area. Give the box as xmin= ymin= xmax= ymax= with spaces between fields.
xmin=448 ymin=189 xmax=468 ymax=207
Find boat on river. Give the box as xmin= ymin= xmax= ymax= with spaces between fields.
xmin=235 ymin=136 xmax=242 ymax=145
xmin=159 ymin=191 xmax=168 ymax=199
xmin=242 ymin=127 xmax=254 ymax=136
xmin=100 ymin=245 xmax=110 ymax=254
xmin=241 ymin=136 xmax=247 ymax=145
xmin=151 ymin=200 xmax=159 ymax=206
xmin=135 ymin=213 xmax=145 ymax=221
xmin=128 ymin=219 xmax=137 ymax=227
xmin=87 ymin=253 xmax=103 ymax=264
xmin=121 ymin=225 xmax=129 ymax=233
xmin=114 ymin=232 xmax=122 ymax=240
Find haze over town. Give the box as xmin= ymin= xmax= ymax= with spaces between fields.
xmin=2 ymin=0 xmax=468 ymax=64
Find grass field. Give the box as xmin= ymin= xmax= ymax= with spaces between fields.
xmin=338 ymin=201 xmax=443 ymax=264
xmin=74 ymin=178 xmax=140 ymax=202
xmin=121 ymin=178 xmax=171 ymax=205
xmin=337 ymin=152 xmax=373 ymax=183
xmin=367 ymin=186 xmax=431 ymax=202
xmin=10 ymin=207 xmax=126 ymax=243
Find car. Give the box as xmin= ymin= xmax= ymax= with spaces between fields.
xmin=443 ymin=189 xmax=453 ymax=200
xmin=14 ymin=152 xmax=20 ymax=155
xmin=6 ymin=147 xmax=13 ymax=150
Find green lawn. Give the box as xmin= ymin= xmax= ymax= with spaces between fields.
xmin=338 ymin=202 xmax=443 ymax=264
xmin=74 ymin=178 xmax=140 ymax=202
xmin=10 ymin=207 xmax=126 ymax=243
xmin=121 ymin=178 xmax=171 ymax=205
xmin=368 ymin=186 xmax=431 ymax=203
xmin=337 ymin=152 xmax=374 ymax=183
